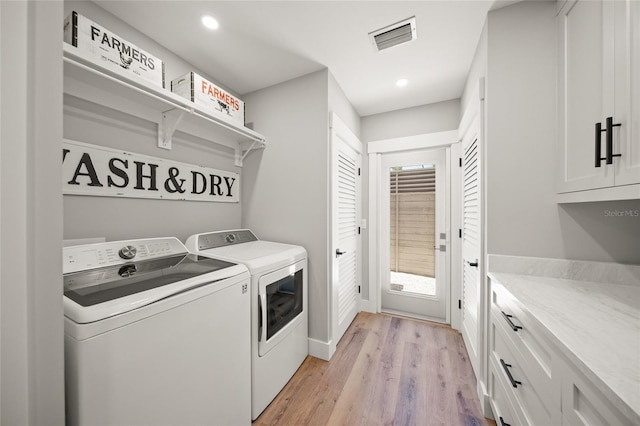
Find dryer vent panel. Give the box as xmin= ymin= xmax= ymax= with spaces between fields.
xmin=369 ymin=17 xmax=417 ymax=52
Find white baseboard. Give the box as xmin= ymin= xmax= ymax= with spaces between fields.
xmin=308 ymin=337 xmax=333 ymax=361
xmin=359 ymin=298 xmax=377 ymax=313
xmin=478 ymin=380 xmax=494 ymax=418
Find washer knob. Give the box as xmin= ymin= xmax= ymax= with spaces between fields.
xmin=225 ymin=234 xmax=236 ymax=243
xmin=118 ymin=245 xmax=137 ymax=260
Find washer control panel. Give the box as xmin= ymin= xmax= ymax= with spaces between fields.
xmin=63 ymin=237 xmax=187 ymax=274
xmin=118 ymin=245 xmax=137 ymax=260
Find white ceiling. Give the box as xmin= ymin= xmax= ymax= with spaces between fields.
xmin=94 ymin=1 xmax=511 ymax=117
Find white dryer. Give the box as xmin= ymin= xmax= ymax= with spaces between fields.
xmin=185 ymin=229 xmax=308 ymax=420
xmin=63 ymin=237 xmax=251 ymax=425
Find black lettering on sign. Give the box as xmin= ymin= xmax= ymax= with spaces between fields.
xmin=68 ymin=152 xmax=103 ymax=187
xmin=90 ymin=26 xmax=101 ymax=41
xmin=101 ymin=32 xmax=111 ymax=48
xmin=164 ymin=167 xmax=186 ymax=193
xmin=224 ymin=176 xmax=236 ymax=197
xmin=107 ymin=158 xmax=129 ymax=188
xmin=191 ymin=171 xmax=207 ymax=195
xmin=210 ymin=174 xmax=223 ymax=196
xmin=62 ymin=148 xmax=71 ymax=163
xmin=111 ymin=37 xmax=121 ymax=52
xmin=134 ymin=161 xmax=159 ymax=191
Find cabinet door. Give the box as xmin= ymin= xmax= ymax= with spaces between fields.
xmin=557 ymin=0 xmax=615 ymax=193
xmin=613 ymin=0 xmax=640 ymax=186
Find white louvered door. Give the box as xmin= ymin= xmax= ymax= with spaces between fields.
xmin=461 ymin=114 xmax=482 ymax=377
xmin=330 ymin=113 xmax=361 ymax=352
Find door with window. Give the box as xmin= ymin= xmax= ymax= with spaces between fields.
xmin=380 ymin=149 xmax=447 ymax=321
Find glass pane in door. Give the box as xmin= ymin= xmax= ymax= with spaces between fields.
xmin=389 ymin=164 xmax=436 ymax=297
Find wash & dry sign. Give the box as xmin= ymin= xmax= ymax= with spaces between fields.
xmin=62 ymin=140 xmax=239 ymax=202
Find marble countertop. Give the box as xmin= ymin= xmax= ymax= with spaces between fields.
xmin=488 ymin=256 xmax=640 ymax=424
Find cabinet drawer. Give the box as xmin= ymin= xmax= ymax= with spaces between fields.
xmin=562 ymin=361 xmax=635 ymax=426
xmin=490 ymin=318 xmax=559 ymax=426
xmin=491 ymin=282 xmax=560 ymax=409
xmin=489 ymin=362 xmax=526 ymax=426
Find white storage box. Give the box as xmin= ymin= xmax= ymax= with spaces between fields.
xmin=171 ymin=72 xmax=245 ymax=126
xmin=64 ymin=11 xmax=165 ymax=88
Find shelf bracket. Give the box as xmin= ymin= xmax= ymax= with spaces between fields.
xmin=158 ymin=108 xmax=190 ymax=150
xmin=235 ymin=139 xmax=265 ymax=167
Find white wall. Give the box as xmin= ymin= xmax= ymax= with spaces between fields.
xmin=1 ymin=1 xmax=65 ymax=424
xmin=483 ymin=0 xmax=640 ymax=264
xmin=242 ymin=70 xmax=331 ymax=343
xmin=63 ymin=1 xmax=242 ymax=242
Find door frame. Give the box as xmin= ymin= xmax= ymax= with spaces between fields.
xmin=366 ymin=130 xmax=460 ymax=326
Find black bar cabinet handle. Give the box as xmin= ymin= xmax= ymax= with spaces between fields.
xmin=501 ymin=311 xmax=523 ymax=332
xmin=500 ymin=359 xmax=522 ymax=388
xmin=595 ymin=122 xmax=606 ymax=167
xmin=466 ymin=260 xmax=478 ymax=267
xmin=605 ymin=116 xmax=622 ymax=164
xmin=499 ymin=417 xmax=512 ymax=426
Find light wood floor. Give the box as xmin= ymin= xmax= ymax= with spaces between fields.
xmin=253 ymin=312 xmax=495 ymax=426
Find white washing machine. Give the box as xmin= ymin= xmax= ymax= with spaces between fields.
xmin=63 ymin=237 xmax=251 ymax=426
xmin=185 ymin=229 xmax=308 ymax=420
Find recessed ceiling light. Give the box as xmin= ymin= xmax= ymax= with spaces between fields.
xmin=396 ymin=78 xmax=409 ymax=87
xmin=201 ymin=15 xmax=219 ymax=30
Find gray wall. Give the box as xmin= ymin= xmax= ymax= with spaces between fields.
xmin=1 ymin=1 xmax=65 ymax=424
xmin=480 ymin=0 xmax=640 ymax=263
xmin=329 ymin=72 xmax=361 ymax=136
xmin=361 ymin=99 xmax=460 ymax=143
xmin=242 ymin=70 xmax=331 ymax=343
xmin=63 ymin=1 xmax=242 ymax=242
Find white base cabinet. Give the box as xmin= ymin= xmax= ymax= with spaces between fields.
xmin=489 ymin=280 xmax=636 ymax=426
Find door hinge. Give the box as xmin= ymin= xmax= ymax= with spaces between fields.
xmin=358 ymin=226 xmax=361 ymax=234
xmin=358 ymin=168 xmax=361 ymax=176
xmin=459 ymin=157 xmax=462 ymax=167
xmin=459 ymin=229 xmax=462 ymax=238
xmin=458 ymin=299 xmax=462 ymax=309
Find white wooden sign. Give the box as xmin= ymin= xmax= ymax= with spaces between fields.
xmin=62 ymin=140 xmax=239 ymax=203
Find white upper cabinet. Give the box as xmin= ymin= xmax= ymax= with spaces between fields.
xmin=557 ymin=0 xmax=640 ymax=202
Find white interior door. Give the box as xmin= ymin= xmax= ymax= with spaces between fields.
xmin=379 ymin=148 xmax=448 ymax=322
xmin=460 ymin=114 xmax=482 ymax=377
xmin=330 ymin=113 xmax=362 ymax=352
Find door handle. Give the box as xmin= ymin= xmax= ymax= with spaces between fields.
xmin=466 ymin=260 xmax=478 ymax=268
xmin=335 ymin=249 xmax=347 ymax=257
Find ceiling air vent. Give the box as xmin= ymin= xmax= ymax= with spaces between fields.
xmin=369 ymin=17 xmax=417 ymax=52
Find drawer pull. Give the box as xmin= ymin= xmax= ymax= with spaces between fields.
xmin=501 ymin=311 xmax=522 ymax=332
xmin=499 ymin=417 xmax=511 ymax=426
xmin=500 ymin=359 xmax=522 ymax=388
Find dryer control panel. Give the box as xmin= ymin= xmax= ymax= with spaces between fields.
xmin=63 ymin=237 xmax=187 ymax=274
xmin=194 ymin=229 xmax=258 ymax=251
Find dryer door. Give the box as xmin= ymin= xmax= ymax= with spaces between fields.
xmin=258 ymin=259 xmax=305 ymax=356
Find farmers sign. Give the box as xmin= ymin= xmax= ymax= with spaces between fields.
xmin=62 ymin=140 xmax=239 ymax=202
